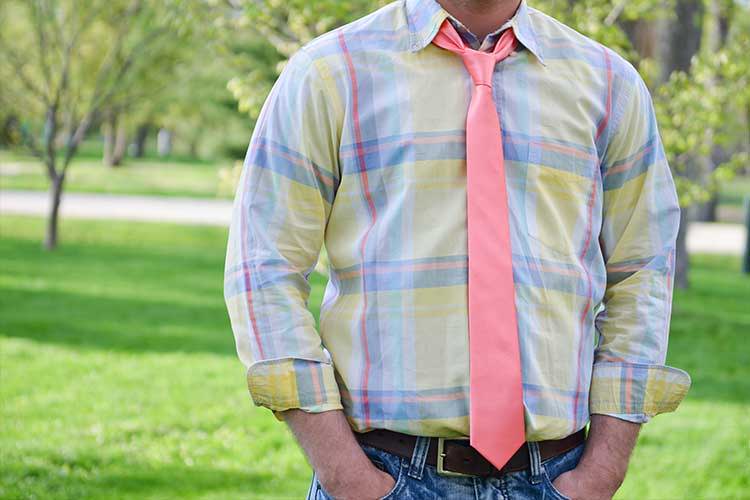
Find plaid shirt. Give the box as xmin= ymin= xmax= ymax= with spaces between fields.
xmin=223 ymin=0 xmax=691 ymax=441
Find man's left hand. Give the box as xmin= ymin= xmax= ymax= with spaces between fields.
xmin=552 ymin=463 xmax=621 ymax=500
xmin=550 ymin=414 xmax=642 ymax=500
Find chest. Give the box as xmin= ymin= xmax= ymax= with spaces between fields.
xmin=332 ymin=47 xmax=608 ymax=260
xmin=336 ymin=47 xmax=606 ymax=181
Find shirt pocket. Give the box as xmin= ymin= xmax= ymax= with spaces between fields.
xmin=521 ymin=162 xmax=597 ymax=262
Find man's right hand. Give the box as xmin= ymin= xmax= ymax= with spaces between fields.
xmin=279 ymin=409 xmax=397 ymax=500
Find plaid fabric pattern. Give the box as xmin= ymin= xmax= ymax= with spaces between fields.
xmin=223 ymin=0 xmax=691 ymax=441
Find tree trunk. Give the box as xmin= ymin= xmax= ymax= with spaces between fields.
xmin=661 ymin=0 xmax=704 ymax=77
xmin=103 ymin=111 xmax=127 ymax=167
xmin=44 ymin=173 xmax=65 ymax=250
xmin=674 ymin=206 xmax=690 ymax=289
xmin=157 ymin=128 xmax=172 ymax=157
xmin=132 ymin=123 xmax=149 ymax=158
xmin=695 ymin=196 xmax=718 ymax=222
xmin=659 ymin=0 xmax=704 ymax=288
xmin=1 ymin=114 xmax=19 ymax=146
xmin=189 ymin=137 xmax=199 ymax=158
xmin=696 ymin=144 xmax=730 ymax=222
xmin=112 ymin=119 xmax=128 ymax=166
xmin=621 ymin=0 xmax=702 ymax=79
xmin=103 ymin=113 xmax=116 ymax=167
xmin=621 ymin=19 xmax=659 ymax=63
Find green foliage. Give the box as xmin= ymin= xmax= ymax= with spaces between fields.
xmin=229 ymin=0 xmax=378 ymax=58
xmin=225 ymin=39 xmax=285 ymax=120
xmin=533 ymin=0 xmax=670 ymax=58
xmin=655 ymin=7 xmax=749 ymax=206
xmin=222 ymin=0 xmax=378 ymax=119
xmin=0 ymin=0 xmax=207 ymax=128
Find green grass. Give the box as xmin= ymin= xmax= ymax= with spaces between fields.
xmin=0 ymin=216 xmax=323 ymax=499
xmin=1 ymin=215 xmax=748 ymax=499
xmin=0 ymin=149 xmax=233 ymax=199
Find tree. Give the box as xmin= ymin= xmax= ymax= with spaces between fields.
xmin=0 ymin=0 xmax=208 ymax=249
xmin=222 ymin=0 xmax=378 ymax=119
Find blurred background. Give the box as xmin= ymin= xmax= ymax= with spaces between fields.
xmin=0 ymin=0 xmax=748 ymax=498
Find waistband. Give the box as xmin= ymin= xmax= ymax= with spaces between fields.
xmin=354 ymin=428 xmax=586 ymax=479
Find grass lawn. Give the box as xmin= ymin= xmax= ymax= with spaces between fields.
xmin=0 ymin=149 xmax=233 ymax=199
xmin=1 ymin=215 xmax=748 ymax=499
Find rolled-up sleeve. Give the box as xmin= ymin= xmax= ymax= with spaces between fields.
xmin=590 ymin=64 xmax=691 ymax=423
xmin=223 ymin=47 xmax=343 ymax=415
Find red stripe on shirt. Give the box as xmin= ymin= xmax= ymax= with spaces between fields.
xmin=339 ymin=31 xmax=375 ymax=428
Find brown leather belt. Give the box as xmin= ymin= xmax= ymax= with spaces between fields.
xmin=355 ymin=428 xmax=586 ymax=478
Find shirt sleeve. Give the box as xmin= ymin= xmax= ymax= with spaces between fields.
xmin=590 ymin=64 xmax=691 ymax=423
xmin=223 ymin=47 xmax=343 ymax=415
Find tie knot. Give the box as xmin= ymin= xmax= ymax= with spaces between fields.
xmin=432 ymin=19 xmax=518 ymax=87
xmin=461 ymin=51 xmax=499 ymax=87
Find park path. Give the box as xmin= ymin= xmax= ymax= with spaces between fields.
xmin=0 ymin=189 xmax=231 ymax=226
xmin=1 ymin=189 xmax=746 ymax=256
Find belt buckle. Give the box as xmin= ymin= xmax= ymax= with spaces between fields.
xmin=436 ymin=436 xmax=473 ymax=478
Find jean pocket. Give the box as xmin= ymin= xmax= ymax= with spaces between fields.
xmin=542 ymin=470 xmax=572 ymax=500
xmin=360 ymin=445 xmax=406 ymax=500
xmin=539 ymin=442 xmax=584 ymax=500
xmin=367 ymin=455 xmax=388 ymax=473
xmin=311 ymin=456 xmax=405 ymax=500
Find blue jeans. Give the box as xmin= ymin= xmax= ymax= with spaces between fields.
xmin=305 ymin=437 xmax=585 ymax=499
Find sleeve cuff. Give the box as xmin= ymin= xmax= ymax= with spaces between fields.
xmin=246 ymin=357 xmax=343 ymax=415
xmin=589 ymin=361 xmax=691 ymax=421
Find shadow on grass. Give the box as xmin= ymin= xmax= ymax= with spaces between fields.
xmin=3 ymin=459 xmax=304 ymax=499
xmin=1 ymin=286 xmax=235 ymax=355
xmin=0 ymin=224 xmax=327 ymax=358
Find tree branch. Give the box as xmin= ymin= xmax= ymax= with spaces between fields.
xmin=30 ymin=0 xmax=54 ymax=97
xmin=0 ymin=36 xmax=49 ymax=104
xmin=604 ymin=0 xmax=627 ymax=26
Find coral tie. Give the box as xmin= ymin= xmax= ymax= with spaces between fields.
xmin=431 ymin=19 xmax=525 ymax=470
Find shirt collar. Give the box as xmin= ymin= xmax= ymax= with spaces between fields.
xmin=404 ymin=0 xmax=545 ymax=65
xmin=445 ymin=14 xmax=511 ymax=52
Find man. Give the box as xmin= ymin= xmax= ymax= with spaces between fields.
xmin=223 ymin=0 xmax=692 ymax=498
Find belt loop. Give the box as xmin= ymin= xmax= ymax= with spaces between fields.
xmin=407 ymin=436 xmax=431 ymax=480
xmin=527 ymin=441 xmax=543 ymax=484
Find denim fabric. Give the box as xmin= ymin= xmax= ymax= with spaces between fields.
xmin=305 ymin=437 xmax=585 ymax=499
